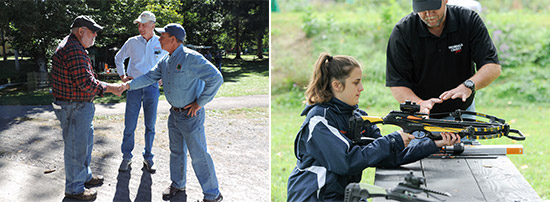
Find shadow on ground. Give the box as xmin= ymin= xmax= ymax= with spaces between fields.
xmin=220 ymin=58 xmax=269 ymax=83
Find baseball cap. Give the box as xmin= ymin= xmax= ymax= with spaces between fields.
xmin=412 ymin=0 xmax=442 ymax=12
xmin=71 ymin=15 xmax=103 ymax=32
xmin=134 ymin=11 xmax=156 ymax=24
xmin=155 ymin=23 xmax=186 ymax=42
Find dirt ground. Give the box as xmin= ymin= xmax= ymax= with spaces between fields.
xmin=0 ymin=95 xmax=269 ymax=202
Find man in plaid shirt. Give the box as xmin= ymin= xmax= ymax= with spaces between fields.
xmin=51 ymin=15 xmax=122 ymax=201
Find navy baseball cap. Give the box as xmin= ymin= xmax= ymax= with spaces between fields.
xmin=155 ymin=23 xmax=186 ymax=42
xmin=71 ymin=15 xmax=103 ymax=32
xmin=412 ymin=0 xmax=442 ymax=12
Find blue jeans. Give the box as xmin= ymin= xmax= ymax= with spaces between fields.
xmin=409 ymin=100 xmax=476 ymax=146
xmin=121 ymin=83 xmax=159 ymax=162
xmin=168 ymin=107 xmax=220 ymax=200
xmin=53 ymin=101 xmax=95 ymax=194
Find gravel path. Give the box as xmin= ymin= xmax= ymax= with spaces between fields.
xmin=0 ymin=95 xmax=269 ymax=202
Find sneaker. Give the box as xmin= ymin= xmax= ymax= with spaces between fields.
xmin=202 ymin=193 xmax=223 ymax=202
xmin=162 ymin=185 xmax=185 ymax=201
xmin=65 ymin=188 xmax=97 ymax=201
xmin=84 ymin=175 xmax=104 ymax=186
xmin=143 ymin=160 xmax=156 ymax=173
xmin=119 ymin=159 xmax=132 ymax=172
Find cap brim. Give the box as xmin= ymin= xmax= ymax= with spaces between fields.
xmin=90 ymin=24 xmax=103 ymax=32
xmin=133 ymin=18 xmax=153 ymax=24
xmin=413 ymin=0 xmax=441 ymax=12
xmin=154 ymin=28 xmax=166 ymax=33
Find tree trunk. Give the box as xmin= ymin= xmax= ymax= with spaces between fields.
xmin=14 ymin=48 xmax=20 ymax=72
xmin=256 ymin=31 xmax=263 ymax=59
xmin=234 ymin=18 xmax=241 ymax=60
xmin=1 ymin=27 xmax=6 ymax=61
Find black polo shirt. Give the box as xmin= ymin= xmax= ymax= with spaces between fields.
xmin=386 ymin=5 xmax=499 ymax=115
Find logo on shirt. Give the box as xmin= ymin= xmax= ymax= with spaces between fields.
xmin=176 ymin=64 xmax=182 ymax=70
xmin=448 ymin=43 xmax=463 ymax=54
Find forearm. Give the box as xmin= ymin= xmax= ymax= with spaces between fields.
xmin=390 ymin=86 xmax=422 ymax=103
xmin=469 ymin=63 xmax=501 ymax=90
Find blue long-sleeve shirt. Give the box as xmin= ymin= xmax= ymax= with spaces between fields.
xmin=129 ymin=44 xmax=223 ymax=107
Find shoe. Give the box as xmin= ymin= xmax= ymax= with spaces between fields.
xmin=143 ymin=160 xmax=156 ymax=173
xmin=65 ymin=188 xmax=97 ymax=201
xmin=119 ymin=159 xmax=132 ymax=172
xmin=84 ymin=175 xmax=104 ymax=186
xmin=201 ymin=193 xmax=223 ymax=202
xmin=162 ymin=185 xmax=185 ymax=201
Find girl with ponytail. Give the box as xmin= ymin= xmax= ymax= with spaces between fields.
xmin=287 ymin=53 xmax=460 ymax=201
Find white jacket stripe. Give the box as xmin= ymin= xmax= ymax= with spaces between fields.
xmin=308 ymin=115 xmax=350 ymax=150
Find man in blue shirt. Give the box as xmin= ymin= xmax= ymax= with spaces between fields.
xmin=121 ymin=23 xmax=223 ymax=202
xmin=114 ymin=11 xmax=168 ymax=173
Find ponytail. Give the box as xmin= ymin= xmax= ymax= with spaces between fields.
xmin=305 ymin=52 xmax=360 ymax=105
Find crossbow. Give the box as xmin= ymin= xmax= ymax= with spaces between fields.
xmin=344 ymin=171 xmax=450 ymax=202
xmin=349 ymin=101 xmax=525 ymax=144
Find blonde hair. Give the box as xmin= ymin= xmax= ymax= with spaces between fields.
xmin=305 ymin=52 xmax=360 ymax=105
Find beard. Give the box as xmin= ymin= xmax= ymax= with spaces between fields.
xmin=421 ymin=10 xmax=446 ymax=28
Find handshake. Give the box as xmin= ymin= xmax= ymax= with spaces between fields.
xmin=104 ymin=82 xmax=130 ymax=96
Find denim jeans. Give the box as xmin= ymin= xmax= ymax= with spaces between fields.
xmin=409 ymin=100 xmax=476 ymax=146
xmin=53 ymin=101 xmax=95 ymax=194
xmin=121 ymin=83 xmax=159 ymax=162
xmin=168 ymin=107 xmax=220 ymax=200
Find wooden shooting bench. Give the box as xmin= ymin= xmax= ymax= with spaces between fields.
xmin=373 ymin=148 xmax=541 ymax=202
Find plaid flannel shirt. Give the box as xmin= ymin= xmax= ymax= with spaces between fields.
xmin=51 ymin=33 xmax=105 ymax=101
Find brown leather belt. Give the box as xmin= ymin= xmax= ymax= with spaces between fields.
xmin=171 ymin=106 xmax=187 ymax=112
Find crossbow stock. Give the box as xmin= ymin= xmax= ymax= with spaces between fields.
xmin=349 ymin=101 xmax=525 ymax=144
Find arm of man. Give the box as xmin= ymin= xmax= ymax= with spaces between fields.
xmin=183 ymin=56 xmax=223 ymax=117
xmin=127 ymin=63 xmax=163 ymax=90
xmin=439 ymin=63 xmax=501 ymax=102
xmin=68 ymin=48 xmax=106 ymax=96
xmin=114 ymin=38 xmax=132 ymax=82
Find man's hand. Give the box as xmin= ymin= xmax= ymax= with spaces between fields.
xmin=434 ymin=132 xmax=461 ymax=147
xmin=105 ymin=83 xmax=124 ymax=96
xmin=183 ymin=101 xmax=201 ymax=117
xmin=418 ymin=98 xmax=443 ymax=115
xmin=158 ymin=79 xmax=163 ymax=86
xmin=120 ymin=75 xmax=134 ymax=83
xmin=398 ymin=131 xmax=415 ymax=147
xmin=439 ymin=84 xmax=472 ymax=102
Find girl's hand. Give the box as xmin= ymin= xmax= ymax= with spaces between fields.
xmin=434 ymin=132 xmax=461 ymax=147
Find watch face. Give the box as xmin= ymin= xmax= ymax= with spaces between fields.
xmin=465 ymin=80 xmax=475 ymax=89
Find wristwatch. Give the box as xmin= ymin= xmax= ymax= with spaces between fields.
xmin=463 ymin=79 xmax=475 ymax=93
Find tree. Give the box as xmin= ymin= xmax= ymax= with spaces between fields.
xmin=1 ymin=0 xmax=83 ymax=72
xmin=219 ymin=0 xmax=268 ymax=60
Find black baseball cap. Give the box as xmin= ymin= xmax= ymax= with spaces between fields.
xmin=412 ymin=0 xmax=442 ymax=12
xmin=71 ymin=15 xmax=103 ymax=32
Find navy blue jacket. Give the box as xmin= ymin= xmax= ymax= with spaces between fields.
xmin=287 ymin=98 xmax=439 ymax=201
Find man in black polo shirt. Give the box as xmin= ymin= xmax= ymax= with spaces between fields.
xmin=386 ymin=0 xmax=501 ymax=117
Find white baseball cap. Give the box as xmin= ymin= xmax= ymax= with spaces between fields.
xmin=133 ymin=11 xmax=156 ymax=24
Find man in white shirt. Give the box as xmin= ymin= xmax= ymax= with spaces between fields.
xmin=114 ymin=11 xmax=167 ymax=173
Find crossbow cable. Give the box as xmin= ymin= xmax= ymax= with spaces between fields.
xmin=423 ymin=109 xmax=526 ymax=141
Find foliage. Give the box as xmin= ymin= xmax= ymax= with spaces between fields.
xmin=0 ymin=0 xmax=269 ymax=73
